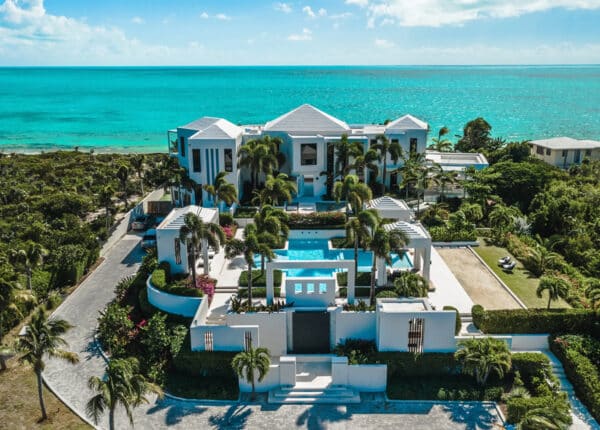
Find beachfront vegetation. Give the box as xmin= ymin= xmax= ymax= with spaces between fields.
xmin=0 ymin=151 xmax=169 ymax=342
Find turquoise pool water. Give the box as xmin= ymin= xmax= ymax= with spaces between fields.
xmin=255 ymin=239 xmax=412 ymax=277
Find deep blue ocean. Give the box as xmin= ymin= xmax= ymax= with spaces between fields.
xmin=0 ymin=66 xmax=599 ymax=153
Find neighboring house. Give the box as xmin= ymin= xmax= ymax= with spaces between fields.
xmin=529 ymin=137 xmax=600 ymax=168
xmin=156 ymin=205 xmax=219 ymax=275
xmin=424 ymin=151 xmax=489 ymax=201
xmin=168 ymin=104 xmax=429 ymax=205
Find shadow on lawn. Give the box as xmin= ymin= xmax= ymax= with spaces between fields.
xmin=442 ymin=402 xmax=499 ymax=430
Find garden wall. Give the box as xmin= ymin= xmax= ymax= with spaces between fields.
xmin=146 ymin=277 xmax=202 ymax=317
xmin=288 ymin=229 xmax=345 ymax=239
xmin=226 ymin=311 xmax=288 ymax=356
xmin=331 ymin=310 xmax=376 ymax=347
xmin=190 ymin=325 xmax=259 ymax=352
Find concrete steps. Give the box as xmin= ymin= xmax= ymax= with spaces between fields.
xmin=268 ymin=385 xmax=360 ymax=404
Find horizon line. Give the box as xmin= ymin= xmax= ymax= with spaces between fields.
xmin=0 ymin=64 xmax=599 ymax=68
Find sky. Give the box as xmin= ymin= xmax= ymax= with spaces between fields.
xmin=0 ymin=0 xmax=600 ymax=65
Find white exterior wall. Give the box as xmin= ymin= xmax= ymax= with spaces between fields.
xmin=226 ymin=312 xmax=288 ymax=356
xmin=146 ymin=277 xmax=201 ymax=317
xmin=531 ymin=145 xmax=600 ymax=167
xmin=332 ymin=310 xmax=377 ymax=347
xmin=156 ymin=227 xmax=188 ymax=275
xmin=238 ymin=364 xmax=282 ymax=393
xmin=190 ymin=325 xmax=259 ymax=352
xmin=348 ymin=365 xmax=388 ymax=392
xmin=288 ymin=229 xmax=345 ymax=240
xmin=377 ymin=310 xmax=456 ymax=352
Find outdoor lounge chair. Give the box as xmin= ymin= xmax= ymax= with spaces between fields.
xmin=498 ymin=256 xmax=511 ymax=265
xmin=502 ymin=261 xmax=516 ymax=272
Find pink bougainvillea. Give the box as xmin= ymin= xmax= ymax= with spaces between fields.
xmin=222 ymin=225 xmax=234 ymax=240
xmin=195 ymin=275 xmax=216 ymax=300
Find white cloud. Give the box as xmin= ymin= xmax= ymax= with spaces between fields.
xmin=215 ymin=13 xmax=231 ymax=21
xmin=366 ymin=0 xmax=600 ymax=27
xmin=200 ymin=11 xmax=209 ymax=19
xmin=131 ymin=16 xmax=144 ymax=24
xmin=302 ymin=6 xmax=316 ymax=18
xmin=318 ymin=8 xmax=327 ymax=17
xmin=288 ymin=27 xmax=312 ymax=41
xmin=374 ymin=38 xmax=394 ymax=48
xmin=274 ymin=2 xmax=292 ymax=13
xmin=345 ymin=0 xmax=369 ymax=7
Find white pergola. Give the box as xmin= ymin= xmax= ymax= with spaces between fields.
xmin=380 ymin=220 xmax=432 ymax=286
xmin=366 ymin=196 xmax=412 ymax=221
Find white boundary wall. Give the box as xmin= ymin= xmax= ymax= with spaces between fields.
xmin=238 ymin=364 xmax=282 ymax=392
xmin=288 ymin=229 xmax=345 ymax=240
xmin=146 ymin=277 xmax=202 ymax=317
xmin=332 ymin=310 xmax=376 ymax=347
xmin=190 ymin=325 xmax=259 ymax=352
xmin=226 ymin=312 xmax=288 ymax=356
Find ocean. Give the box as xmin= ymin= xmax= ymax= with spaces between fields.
xmin=1 ymin=66 xmax=599 ymax=153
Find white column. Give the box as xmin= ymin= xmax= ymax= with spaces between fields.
xmin=266 ymin=264 xmax=274 ymax=305
xmin=331 ymin=356 xmax=349 ymax=386
xmin=279 ymin=356 xmax=296 ymax=387
xmin=422 ymin=244 xmax=431 ymax=282
xmin=377 ymin=257 xmax=387 ymax=287
xmin=414 ymin=248 xmax=422 ymax=271
xmin=347 ymin=265 xmax=355 ymax=305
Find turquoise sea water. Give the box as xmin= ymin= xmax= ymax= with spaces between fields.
xmin=1 ymin=66 xmax=599 ymax=153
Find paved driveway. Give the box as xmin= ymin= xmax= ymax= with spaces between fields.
xmin=43 ymin=228 xmax=503 ymax=430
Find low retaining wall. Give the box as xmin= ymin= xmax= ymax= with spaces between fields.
xmin=433 ymin=241 xmax=480 ymax=247
xmin=238 ymin=364 xmax=282 ymax=393
xmin=146 ymin=276 xmax=202 ymax=317
xmin=332 ymin=356 xmax=387 ymax=391
xmin=288 ymin=229 xmax=345 ymax=240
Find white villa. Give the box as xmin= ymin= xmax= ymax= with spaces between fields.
xmin=530 ymin=137 xmax=600 ymax=168
xmin=168 ymin=104 xmax=429 ymax=207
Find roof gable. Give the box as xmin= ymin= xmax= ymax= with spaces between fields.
xmin=190 ymin=118 xmax=242 ymax=140
xmin=180 ymin=116 xmax=221 ymax=131
xmin=264 ymin=104 xmax=350 ymax=133
xmin=386 ymin=114 xmax=428 ymax=131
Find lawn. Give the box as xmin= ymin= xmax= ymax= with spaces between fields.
xmin=473 ymin=242 xmax=569 ymax=309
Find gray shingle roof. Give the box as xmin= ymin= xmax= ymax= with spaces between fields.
xmin=386 ymin=114 xmax=428 ymax=131
xmin=530 ymin=137 xmax=600 ymax=150
xmin=264 ymin=104 xmax=350 ymax=133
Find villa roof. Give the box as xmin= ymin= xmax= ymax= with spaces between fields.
xmin=385 ymin=114 xmax=428 ymax=131
xmin=190 ymin=118 xmax=242 ymax=140
xmin=180 ymin=116 xmax=222 ymax=131
xmin=264 ymin=104 xmax=350 ymax=133
xmin=158 ymin=205 xmax=219 ymax=230
xmin=530 ymin=137 xmax=600 ymax=150
xmin=383 ymin=220 xmax=431 ymax=243
xmin=426 ymin=150 xmax=489 ymax=168
xmin=366 ymin=196 xmax=410 ymax=212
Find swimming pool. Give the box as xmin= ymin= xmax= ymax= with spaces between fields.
xmin=255 ymin=239 xmax=413 ymax=277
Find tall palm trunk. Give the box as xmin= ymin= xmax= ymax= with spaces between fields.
xmin=247 ymin=262 xmax=253 ymax=309
xmin=202 ymin=239 xmax=210 ymax=276
xmin=109 ymin=406 xmax=115 ymax=430
xmin=36 ymin=370 xmax=47 ymax=420
xmin=105 ymin=205 xmax=110 ymax=231
xmin=189 ymin=242 xmax=197 ymax=281
xmin=354 ymin=236 xmax=359 ymax=281
xmin=370 ymin=256 xmax=377 ymax=305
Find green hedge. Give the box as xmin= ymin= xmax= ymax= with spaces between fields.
xmin=288 ymin=212 xmax=346 ymax=229
xmin=377 ymin=352 xmax=459 ymax=378
xmin=238 ymin=270 xmax=282 ymax=287
xmin=388 ymin=376 xmax=503 ymax=401
xmin=443 ymin=306 xmax=461 ymax=335
xmin=233 ymin=206 xmax=258 ymax=218
xmin=428 ymin=226 xmax=477 ymax=242
xmin=506 ymin=396 xmax=567 ymax=424
xmin=330 ymin=237 xmax=350 ymax=248
xmin=471 ymin=305 xmax=599 ymax=335
xmin=550 ymin=334 xmax=600 ymax=422
xmin=336 ymin=271 xmax=372 ymax=287
xmin=150 ymin=269 xmax=203 ymax=297
xmin=511 ymin=352 xmax=556 ymax=396
xmin=151 ymin=269 xmax=167 ymax=289
xmin=237 ymin=287 xmax=281 ymax=298
xmin=376 ymin=290 xmax=398 ymax=299
xmin=173 ymin=348 xmax=238 ymax=379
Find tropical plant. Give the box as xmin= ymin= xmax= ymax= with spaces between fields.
xmin=0 ymin=277 xmax=35 ymax=338
xmin=231 ymin=341 xmax=271 ymax=399
xmin=238 ymin=138 xmax=279 ymax=189
xmin=253 ymin=173 xmax=297 ymax=207
xmin=526 ymin=245 xmax=562 ymax=277
xmin=346 ymin=209 xmax=380 ymax=277
xmin=9 ymin=241 xmax=46 ymax=291
xmin=86 ymin=357 xmax=163 ymax=430
xmin=370 ymin=134 xmax=402 ymax=193
xmin=17 ymin=308 xmax=79 ymax=421
xmin=585 ymin=279 xmax=600 ymax=310
xmin=333 ymin=174 xmax=373 ymax=216
xmin=115 ymin=163 xmax=130 ymax=207
xmin=203 ymin=171 xmax=238 ymax=209
xmin=517 ymin=401 xmax=572 ymax=430
xmin=347 ymin=148 xmax=379 ymax=184
xmin=488 ymin=204 xmax=518 ymax=244
xmin=97 ymin=303 xmax=134 ymax=357
xmin=179 ymin=212 xmax=226 ymax=277
xmin=428 ymin=126 xmax=453 ymax=151
xmin=366 ymin=225 xmax=409 ymax=304
xmin=335 ymin=133 xmax=363 ymax=178
xmin=394 ymin=272 xmax=428 ymax=297
xmin=130 ymin=154 xmax=145 ymax=195
xmin=99 ymin=185 xmax=115 ymax=232
xmin=536 ymin=276 xmax=570 ymax=309
xmin=225 ymin=226 xmax=263 ymax=305
xmin=433 ymin=169 xmax=459 ymax=202
xmin=454 ymin=337 xmax=511 ymax=386
xmin=455 ymin=117 xmax=492 ymax=153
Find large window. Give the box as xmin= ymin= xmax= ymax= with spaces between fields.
xmin=536 ymin=146 xmax=544 ymax=155
xmin=562 ymin=150 xmax=568 ymax=157
xmin=224 ymin=148 xmax=233 ymax=172
xmin=180 ymin=136 xmax=185 ymax=157
xmin=546 ymin=148 xmax=551 ymax=156
xmin=409 ymin=138 xmax=418 ymax=155
xmin=585 ymin=149 xmax=592 ymax=157
xmin=192 ymin=149 xmax=201 ymax=172
xmin=301 ymin=143 xmax=317 ymax=166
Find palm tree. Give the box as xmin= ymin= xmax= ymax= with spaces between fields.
xmin=488 ymin=204 xmax=517 ymax=244
xmin=203 ymin=171 xmax=238 ymax=209
xmin=454 ymin=337 xmax=511 ymax=386
xmin=86 ymin=357 xmax=163 ymax=430
xmin=115 ymin=163 xmax=130 ymax=207
xmin=17 ymin=308 xmax=79 ymax=421
xmin=232 ymin=341 xmax=270 ymax=400
xmin=371 ymin=134 xmax=402 ymax=193
xmin=347 ymin=148 xmax=379 ymax=184
xmin=238 ymin=139 xmax=278 ymax=189
xmin=335 ymin=134 xmax=363 ymax=178
xmin=394 ymin=273 xmax=428 ymax=297
xmin=254 ymin=205 xmax=289 ymax=243
xmin=261 ymin=134 xmax=286 ymax=169
xmin=585 ymin=279 xmax=600 ymax=310
xmin=346 ymin=209 xmax=380 ymax=278
xmin=333 ymin=174 xmax=373 ymax=216
xmin=434 ymin=169 xmax=459 ymax=202
xmin=414 ymin=163 xmax=438 ymax=217
xmin=517 ymin=401 xmax=572 ymax=430
xmin=398 ymin=152 xmax=427 ymax=202
xmin=526 ymin=245 xmax=562 ymax=277
xmin=536 ymin=276 xmax=570 ymax=309
xmin=0 ymin=277 xmax=35 ymax=339
xmin=130 ymin=154 xmax=145 ymax=196
xmin=179 ymin=213 xmax=226 ymax=277
xmin=9 ymin=241 xmax=46 ymax=291
xmin=225 ymin=227 xmax=262 ymax=305
xmin=428 ymin=126 xmax=453 ymax=151
xmin=99 ymin=185 xmax=114 ymax=232
xmin=253 ymin=173 xmax=297 ymax=207
xmin=367 ymin=226 xmax=409 ymax=304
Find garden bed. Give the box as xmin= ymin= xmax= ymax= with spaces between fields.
xmin=238 ymin=270 xmax=283 ymax=287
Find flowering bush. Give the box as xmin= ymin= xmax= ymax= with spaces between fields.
xmin=222 ymin=225 xmax=235 ymax=240
xmin=195 ymin=275 xmax=217 ymax=300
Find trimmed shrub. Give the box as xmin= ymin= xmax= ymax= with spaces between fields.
xmin=237 ymin=287 xmax=281 ymax=298
xmin=219 ymin=212 xmax=234 ymax=227
xmin=376 ymin=290 xmax=399 ymax=299
xmin=336 ymin=271 xmax=372 ymax=287
xmin=378 ymin=352 xmax=459 ymax=378
xmin=330 ymin=237 xmax=350 ymax=248
xmin=471 ymin=305 xmax=598 ymax=335
xmin=150 ymin=269 xmax=167 ymax=289
xmin=238 ymin=269 xmax=282 ymax=287
xmin=506 ymin=396 xmax=565 ymax=424
xmin=443 ymin=306 xmax=461 ymax=335
xmin=288 ymin=211 xmax=346 ymax=229
xmin=334 ymin=339 xmax=378 ymax=364
xmin=234 ymin=206 xmax=258 ymax=218
xmin=388 ymin=376 xmax=503 ymax=401
xmin=428 ymin=226 xmax=477 ymax=242
xmin=158 ymin=261 xmax=171 ymax=281
xmin=511 ymin=352 xmax=556 ymax=396
xmin=149 ymin=269 xmax=203 ymax=297
xmin=173 ymin=347 xmax=238 ymax=378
